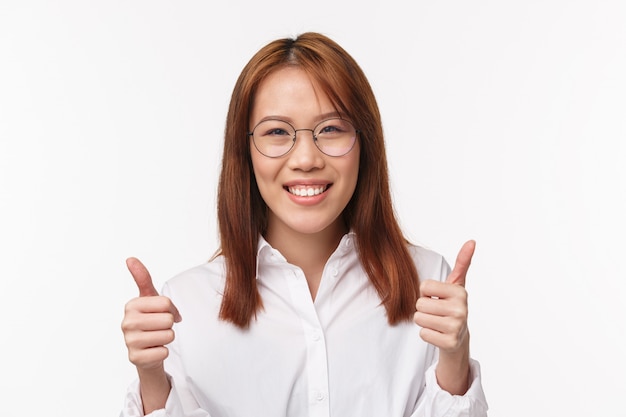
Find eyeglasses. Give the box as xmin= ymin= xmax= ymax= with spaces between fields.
xmin=248 ymin=117 xmax=359 ymax=158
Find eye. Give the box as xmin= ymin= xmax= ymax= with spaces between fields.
xmin=266 ymin=128 xmax=291 ymax=136
xmin=316 ymin=119 xmax=354 ymax=138
xmin=319 ymin=125 xmax=341 ymax=134
xmin=254 ymin=120 xmax=294 ymax=138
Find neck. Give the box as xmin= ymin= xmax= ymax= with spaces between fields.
xmin=264 ymin=219 xmax=347 ymax=299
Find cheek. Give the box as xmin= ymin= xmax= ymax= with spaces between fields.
xmin=250 ymin=153 xmax=265 ymax=195
xmin=250 ymin=153 xmax=279 ymax=197
xmin=346 ymin=149 xmax=360 ymax=188
xmin=343 ymin=152 xmax=360 ymax=203
xmin=250 ymin=148 xmax=266 ymax=179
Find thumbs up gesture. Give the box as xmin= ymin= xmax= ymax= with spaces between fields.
xmin=414 ymin=240 xmax=475 ymax=354
xmin=121 ymin=257 xmax=182 ymax=370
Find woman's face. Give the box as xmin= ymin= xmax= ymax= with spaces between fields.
xmin=249 ymin=67 xmax=360 ymax=240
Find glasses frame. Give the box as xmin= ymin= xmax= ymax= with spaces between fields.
xmin=248 ymin=117 xmax=360 ymax=158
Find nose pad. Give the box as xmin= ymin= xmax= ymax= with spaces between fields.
xmin=293 ymin=129 xmax=317 ymax=152
xmin=288 ymin=129 xmax=324 ymax=169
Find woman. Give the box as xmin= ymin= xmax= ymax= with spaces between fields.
xmin=121 ymin=32 xmax=488 ymax=417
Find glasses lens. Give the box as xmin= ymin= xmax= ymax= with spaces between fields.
xmin=252 ymin=120 xmax=295 ymax=157
xmin=314 ymin=118 xmax=357 ymax=156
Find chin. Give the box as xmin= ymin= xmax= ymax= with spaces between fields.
xmin=286 ymin=216 xmax=345 ymax=236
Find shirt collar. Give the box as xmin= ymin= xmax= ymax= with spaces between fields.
xmin=255 ymin=231 xmax=357 ymax=280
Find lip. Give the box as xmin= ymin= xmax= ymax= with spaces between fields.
xmin=283 ymin=179 xmax=332 ymax=187
xmin=283 ymin=179 xmax=333 ymax=206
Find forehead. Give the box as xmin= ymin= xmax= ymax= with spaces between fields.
xmin=251 ymin=67 xmax=335 ymax=123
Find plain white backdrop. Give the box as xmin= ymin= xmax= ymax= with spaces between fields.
xmin=1 ymin=1 xmax=625 ymax=416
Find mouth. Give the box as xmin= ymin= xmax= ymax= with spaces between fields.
xmin=284 ymin=184 xmax=332 ymax=197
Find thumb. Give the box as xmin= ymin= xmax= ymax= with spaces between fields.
xmin=446 ymin=240 xmax=476 ymax=287
xmin=126 ymin=257 xmax=159 ymax=297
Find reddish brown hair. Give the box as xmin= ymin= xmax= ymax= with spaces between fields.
xmin=217 ymin=32 xmax=419 ymax=328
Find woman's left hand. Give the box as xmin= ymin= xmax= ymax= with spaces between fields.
xmin=414 ymin=240 xmax=475 ymax=394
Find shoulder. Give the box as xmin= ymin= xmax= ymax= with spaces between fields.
xmin=407 ymin=243 xmax=451 ymax=282
xmin=161 ymin=256 xmax=226 ymax=301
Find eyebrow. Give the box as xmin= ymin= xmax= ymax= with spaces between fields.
xmin=256 ymin=111 xmax=347 ymax=125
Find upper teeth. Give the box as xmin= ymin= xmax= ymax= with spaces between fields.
xmin=288 ymin=186 xmax=326 ymax=196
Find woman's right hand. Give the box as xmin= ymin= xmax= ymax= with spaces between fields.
xmin=122 ymin=257 xmax=182 ymax=370
xmin=121 ymin=257 xmax=182 ymax=413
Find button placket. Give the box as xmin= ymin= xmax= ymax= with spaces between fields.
xmin=284 ymin=267 xmax=331 ymax=417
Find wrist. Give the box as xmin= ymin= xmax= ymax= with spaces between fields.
xmin=137 ymin=364 xmax=170 ymax=414
xmin=435 ymin=333 xmax=470 ymax=395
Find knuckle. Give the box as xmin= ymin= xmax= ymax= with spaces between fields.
xmin=121 ymin=315 xmax=138 ymax=331
xmin=419 ymin=327 xmax=429 ymax=340
xmin=155 ymin=296 xmax=173 ymax=310
xmin=124 ymin=297 xmax=142 ymax=313
xmin=128 ymin=346 xmax=169 ymax=368
xmin=450 ymin=304 xmax=468 ymax=319
xmin=151 ymin=346 xmax=169 ymax=362
xmin=123 ymin=331 xmax=140 ymax=347
xmin=413 ymin=311 xmax=422 ymax=325
xmin=128 ymin=349 xmax=143 ymax=365
xmin=161 ymin=346 xmax=171 ymax=360
xmin=413 ymin=311 xmax=428 ymax=327
xmin=164 ymin=329 xmax=176 ymax=344
xmin=441 ymin=335 xmax=457 ymax=351
xmin=164 ymin=315 xmax=175 ymax=328
xmin=447 ymin=320 xmax=463 ymax=335
xmin=420 ymin=280 xmax=434 ymax=293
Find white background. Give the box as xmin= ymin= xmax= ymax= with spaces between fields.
xmin=1 ymin=1 xmax=625 ymax=416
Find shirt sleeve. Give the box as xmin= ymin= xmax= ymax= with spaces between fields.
xmin=410 ymin=358 xmax=488 ymax=417
xmin=119 ymin=374 xmax=210 ymax=417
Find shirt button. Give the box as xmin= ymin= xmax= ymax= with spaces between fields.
xmin=331 ymin=268 xmax=339 ymax=277
xmin=314 ymin=391 xmax=325 ymax=401
xmin=312 ymin=331 xmax=321 ymax=341
xmin=344 ymin=238 xmax=352 ymax=247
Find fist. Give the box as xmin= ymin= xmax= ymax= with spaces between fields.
xmin=121 ymin=257 xmax=182 ymax=370
xmin=414 ymin=240 xmax=474 ymax=353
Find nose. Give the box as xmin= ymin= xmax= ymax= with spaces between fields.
xmin=287 ymin=129 xmax=325 ymax=171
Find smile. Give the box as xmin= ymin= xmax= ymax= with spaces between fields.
xmin=285 ymin=184 xmax=330 ymax=197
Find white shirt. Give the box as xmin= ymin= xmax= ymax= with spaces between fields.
xmin=121 ymin=233 xmax=488 ymax=417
